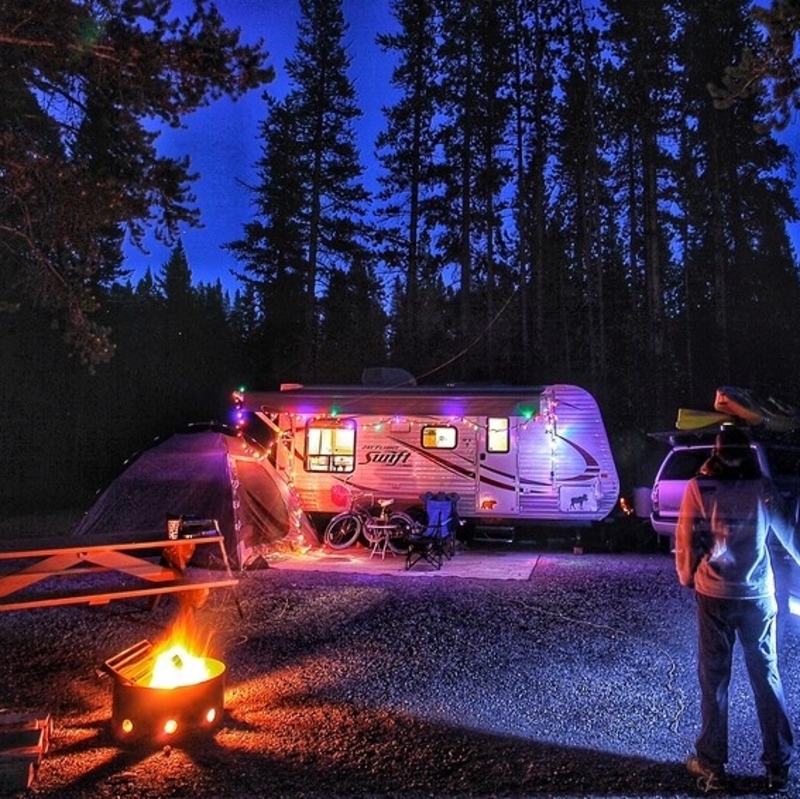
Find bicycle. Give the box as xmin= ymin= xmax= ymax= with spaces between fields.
xmin=323 ymin=484 xmax=415 ymax=554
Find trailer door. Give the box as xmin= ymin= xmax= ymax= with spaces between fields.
xmin=476 ymin=417 xmax=519 ymax=516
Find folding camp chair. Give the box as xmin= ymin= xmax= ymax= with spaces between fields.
xmin=405 ymin=493 xmax=459 ymax=571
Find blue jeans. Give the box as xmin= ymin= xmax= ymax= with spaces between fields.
xmin=695 ymin=593 xmax=794 ymax=772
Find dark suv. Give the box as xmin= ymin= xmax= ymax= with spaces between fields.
xmin=650 ymin=438 xmax=800 ymax=539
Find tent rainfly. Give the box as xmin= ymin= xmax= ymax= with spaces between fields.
xmin=71 ymin=427 xmax=318 ymax=568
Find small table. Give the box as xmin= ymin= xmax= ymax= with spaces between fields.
xmin=364 ymin=523 xmax=397 ymax=560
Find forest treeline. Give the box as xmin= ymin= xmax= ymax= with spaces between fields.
xmin=227 ymin=0 xmax=800 ymax=426
xmin=3 ymin=0 xmax=800 ymax=513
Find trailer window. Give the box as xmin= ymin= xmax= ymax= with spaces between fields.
xmin=487 ymin=417 xmax=510 ymax=453
xmin=421 ymin=425 xmax=457 ymax=449
xmin=305 ymin=420 xmax=356 ymax=472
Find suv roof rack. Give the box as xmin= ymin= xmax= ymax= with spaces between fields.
xmin=649 ymin=426 xmax=800 ymax=448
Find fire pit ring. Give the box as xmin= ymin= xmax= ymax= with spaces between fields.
xmin=104 ymin=640 xmax=225 ymax=744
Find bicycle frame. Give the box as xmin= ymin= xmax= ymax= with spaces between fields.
xmin=324 ymin=486 xmax=414 ymax=553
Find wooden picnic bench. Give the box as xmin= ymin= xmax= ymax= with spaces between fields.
xmin=0 ymin=525 xmax=239 ymax=613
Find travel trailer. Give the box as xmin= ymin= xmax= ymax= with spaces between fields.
xmin=233 ymin=380 xmax=620 ymax=538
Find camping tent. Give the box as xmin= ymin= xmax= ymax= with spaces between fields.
xmin=71 ymin=426 xmax=319 ymax=568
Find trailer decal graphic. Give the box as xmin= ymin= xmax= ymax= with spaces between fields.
xmin=555 ymin=434 xmax=602 ymax=482
xmin=387 ymin=437 xmax=555 ymax=493
xmin=479 ymin=465 xmax=551 ymax=494
xmin=386 ymin=436 xmax=476 ymax=480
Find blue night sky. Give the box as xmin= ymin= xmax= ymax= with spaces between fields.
xmin=123 ymin=1 xmax=800 ymax=295
xmin=123 ymin=0 xmax=397 ymax=294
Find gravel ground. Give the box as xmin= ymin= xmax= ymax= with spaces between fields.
xmin=2 ymin=539 xmax=800 ymax=798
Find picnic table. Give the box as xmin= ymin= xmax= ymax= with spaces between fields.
xmin=0 ymin=524 xmax=239 ymax=613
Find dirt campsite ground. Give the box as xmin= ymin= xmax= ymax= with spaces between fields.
xmin=1 ymin=512 xmax=800 ymax=798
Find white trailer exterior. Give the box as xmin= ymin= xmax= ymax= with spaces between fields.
xmin=235 ymin=383 xmax=619 ymax=528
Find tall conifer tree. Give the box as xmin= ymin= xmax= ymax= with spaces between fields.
xmin=0 ymin=0 xmax=271 ymax=366
xmin=432 ymin=0 xmax=515 ymax=377
xmin=375 ymin=0 xmax=441 ymax=370
xmin=676 ymin=0 xmax=800 ymax=397
xmin=229 ymin=0 xmax=370 ymax=381
xmin=600 ymin=0 xmax=679 ymax=422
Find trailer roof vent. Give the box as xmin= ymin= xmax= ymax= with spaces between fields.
xmin=361 ymin=367 xmax=417 ymax=387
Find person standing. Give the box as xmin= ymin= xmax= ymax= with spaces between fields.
xmin=675 ymin=426 xmax=800 ymax=793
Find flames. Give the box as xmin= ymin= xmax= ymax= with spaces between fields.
xmin=149 ymin=643 xmax=211 ymax=689
xmin=149 ymin=607 xmax=212 ymax=689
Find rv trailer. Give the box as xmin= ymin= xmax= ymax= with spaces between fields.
xmin=234 ymin=382 xmax=620 ymax=536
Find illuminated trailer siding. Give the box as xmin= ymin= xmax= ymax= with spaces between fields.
xmin=516 ymin=384 xmax=619 ymax=522
xmin=341 ymin=417 xmax=476 ymax=508
xmin=236 ymin=383 xmax=619 ymax=527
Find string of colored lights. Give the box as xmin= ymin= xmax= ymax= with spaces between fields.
xmin=232 ymin=389 xmax=562 ymax=493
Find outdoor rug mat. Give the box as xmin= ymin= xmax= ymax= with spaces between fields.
xmin=265 ymin=547 xmax=549 ymax=580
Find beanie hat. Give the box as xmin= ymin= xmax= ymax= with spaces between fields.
xmin=715 ymin=426 xmax=750 ymax=455
xmin=713 ymin=426 xmax=756 ymax=472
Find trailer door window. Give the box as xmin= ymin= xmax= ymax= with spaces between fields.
xmin=487 ymin=417 xmax=510 ymax=453
xmin=421 ymin=425 xmax=457 ymax=449
xmin=305 ymin=420 xmax=356 ymax=472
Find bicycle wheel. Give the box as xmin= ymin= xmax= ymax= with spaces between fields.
xmin=324 ymin=512 xmax=363 ymax=549
xmin=387 ymin=512 xmax=415 ymax=555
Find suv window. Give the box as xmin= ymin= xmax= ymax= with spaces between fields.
xmin=650 ymin=439 xmax=800 ymax=538
xmin=658 ymin=449 xmax=711 ymax=481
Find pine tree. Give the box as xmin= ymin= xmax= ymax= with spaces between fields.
xmin=157 ymin=241 xmax=194 ymax=320
xmin=508 ymin=0 xmax=578 ymax=383
xmin=431 ymin=0 xmax=515 ymax=378
xmin=317 ymin=258 xmax=389 ymax=383
xmin=375 ymin=0 xmax=441 ymax=369
xmin=676 ymin=0 xmax=800 ymax=398
xmin=226 ymin=96 xmax=308 ymax=382
xmin=552 ymin=1 xmax=628 ymax=405
xmin=710 ymin=0 xmax=800 ymax=130
xmin=284 ymin=0 xmax=371 ymax=377
xmin=228 ymin=0 xmax=371 ymax=382
xmin=0 ymin=0 xmax=271 ymax=366
xmin=600 ymin=0 xmax=680 ymax=422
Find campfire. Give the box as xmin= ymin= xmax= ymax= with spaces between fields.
xmin=104 ymin=628 xmax=225 ymax=744
xmin=149 ymin=643 xmax=212 ymax=689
